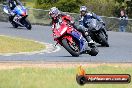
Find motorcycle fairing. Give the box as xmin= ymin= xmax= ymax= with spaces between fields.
xmin=70 ymin=30 xmax=85 ymax=50
xmin=13 ymin=5 xmax=27 ymax=16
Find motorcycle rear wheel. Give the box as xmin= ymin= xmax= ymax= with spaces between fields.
xmin=89 ymin=47 xmax=99 ymax=56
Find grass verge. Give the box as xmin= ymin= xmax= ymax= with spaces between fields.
xmin=0 ymin=35 xmax=45 ymax=53
xmin=25 ymin=1 xmax=35 ymax=8
xmin=0 ymin=63 xmax=131 ymax=88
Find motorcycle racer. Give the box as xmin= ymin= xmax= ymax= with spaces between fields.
xmin=49 ymin=7 xmax=96 ymax=48
xmin=79 ymin=6 xmax=108 ymax=38
xmin=49 ymin=7 xmax=99 ymax=55
xmin=6 ymin=0 xmax=23 ymax=22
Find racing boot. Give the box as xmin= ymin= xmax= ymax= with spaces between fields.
xmin=85 ymin=35 xmax=99 ymax=56
xmin=80 ymin=41 xmax=90 ymax=54
xmin=85 ymin=35 xmax=96 ymax=48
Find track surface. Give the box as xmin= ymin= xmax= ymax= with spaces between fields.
xmin=0 ymin=22 xmax=132 ymax=62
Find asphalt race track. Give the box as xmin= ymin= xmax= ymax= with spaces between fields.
xmin=0 ymin=22 xmax=132 ymax=63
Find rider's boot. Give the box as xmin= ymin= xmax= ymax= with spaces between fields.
xmin=85 ymin=36 xmax=96 ymax=48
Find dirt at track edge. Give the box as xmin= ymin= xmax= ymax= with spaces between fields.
xmin=0 ymin=62 xmax=132 ymax=70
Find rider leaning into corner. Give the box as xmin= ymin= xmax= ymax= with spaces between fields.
xmin=6 ymin=0 xmax=23 ymax=22
xmin=49 ymin=7 xmax=97 ymax=49
xmin=78 ymin=6 xmax=108 ymax=40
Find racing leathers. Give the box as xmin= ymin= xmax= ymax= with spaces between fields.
xmin=7 ymin=0 xmax=22 ymax=10
xmin=51 ymin=13 xmax=94 ymax=53
xmin=79 ymin=12 xmax=108 ymax=39
xmin=6 ymin=0 xmax=22 ymax=22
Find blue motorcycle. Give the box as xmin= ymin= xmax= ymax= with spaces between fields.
xmin=3 ymin=5 xmax=32 ymax=30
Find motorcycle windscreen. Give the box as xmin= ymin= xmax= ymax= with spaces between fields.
xmin=71 ymin=31 xmax=84 ymax=49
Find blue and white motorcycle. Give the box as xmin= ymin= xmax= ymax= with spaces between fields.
xmin=3 ymin=5 xmax=32 ymax=30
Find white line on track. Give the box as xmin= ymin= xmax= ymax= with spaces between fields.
xmin=0 ymin=35 xmax=61 ymax=56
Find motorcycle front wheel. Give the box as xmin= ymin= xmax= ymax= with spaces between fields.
xmin=99 ymin=32 xmax=109 ymax=47
xmin=62 ymin=38 xmax=80 ymax=57
xmin=21 ymin=19 xmax=32 ymax=30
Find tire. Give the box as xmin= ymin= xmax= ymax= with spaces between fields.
xmin=62 ymin=38 xmax=80 ymax=57
xmin=21 ymin=19 xmax=32 ymax=30
xmin=99 ymin=32 xmax=109 ymax=47
xmin=11 ymin=22 xmax=18 ymax=28
xmin=89 ymin=47 xmax=99 ymax=56
xmin=9 ymin=16 xmax=18 ymax=28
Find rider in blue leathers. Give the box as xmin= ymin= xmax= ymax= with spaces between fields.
xmin=78 ymin=6 xmax=107 ymax=39
xmin=6 ymin=0 xmax=22 ymax=22
xmin=79 ymin=6 xmax=104 ymax=27
xmin=7 ymin=0 xmax=22 ymax=10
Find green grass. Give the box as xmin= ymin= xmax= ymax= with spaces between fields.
xmin=23 ymin=0 xmax=35 ymax=8
xmin=0 ymin=65 xmax=131 ymax=88
xmin=24 ymin=2 xmax=35 ymax=8
xmin=0 ymin=35 xmax=45 ymax=53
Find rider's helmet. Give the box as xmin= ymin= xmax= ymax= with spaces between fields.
xmin=7 ymin=0 xmax=17 ymax=10
xmin=80 ymin=6 xmax=87 ymax=16
xmin=49 ymin=7 xmax=60 ymax=18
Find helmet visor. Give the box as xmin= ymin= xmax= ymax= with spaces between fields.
xmin=81 ymin=10 xmax=86 ymax=16
xmin=50 ymin=13 xmax=56 ymax=18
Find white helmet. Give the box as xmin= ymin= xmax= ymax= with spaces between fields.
xmin=80 ymin=6 xmax=87 ymax=12
xmin=49 ymin=7 xmax=60 ymax=18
